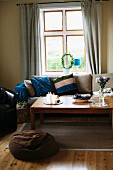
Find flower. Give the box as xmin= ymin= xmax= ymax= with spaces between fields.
xmin=96 ymin=76 xmax=110 ymax=89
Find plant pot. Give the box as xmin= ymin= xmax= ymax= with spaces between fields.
xmin=63 ymin=68 xmax=70 ymax=75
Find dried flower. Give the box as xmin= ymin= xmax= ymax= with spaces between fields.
xmin=96 ymin=76 xmax=110 ymax=89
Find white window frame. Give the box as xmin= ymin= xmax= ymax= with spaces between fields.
xmin=39 ymin=2 xmax=86 ymax=76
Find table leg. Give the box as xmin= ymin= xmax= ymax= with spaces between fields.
xmin=30 ymin=108 xmax=35 ymax=130
xmin=40 ymin=113 xmax=44 ymax=124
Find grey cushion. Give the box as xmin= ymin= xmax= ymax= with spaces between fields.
xmin=74 ymin=74 xmax=92 ymax=93
xmin=9 ymin=130 xmax=59 ymax=161
xmin=24 ymin=80 xmax=35 ymax=97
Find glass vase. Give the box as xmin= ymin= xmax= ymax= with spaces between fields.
xmin=99 ymin=88 xmax=104 ymax=105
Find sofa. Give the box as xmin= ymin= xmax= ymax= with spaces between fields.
xmin=0 ymin=87 xmax=18 ymax=131
xmin=15 ymin=73 xmax=113 ymax=106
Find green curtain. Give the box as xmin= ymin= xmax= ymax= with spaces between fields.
xmin=19 ymin=3 xmax=40 ymax=80
xmin=81 ymin=0 xmax=102 ymax=74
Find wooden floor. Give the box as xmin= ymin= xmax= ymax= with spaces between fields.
xmin=0 ymin=125 xmax=113 ymax=170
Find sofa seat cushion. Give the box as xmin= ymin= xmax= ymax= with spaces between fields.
xmin=31 ymin=77 xmax=52 ymax=97
xmin=53 ymin=73 xmax=78 ymax=96
xmin=27 ymin=97 xmax=38 ymax=105
xmin=75 ymin=74 xmax=92 ymax=94
xmin=9 ymin=130 xmax=59 ymax=161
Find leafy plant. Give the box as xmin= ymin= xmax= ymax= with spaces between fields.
xmin=61 ymin=53 xmax=74 ymax=69
xmin=96 ymin=76 xmax=110 ymax=89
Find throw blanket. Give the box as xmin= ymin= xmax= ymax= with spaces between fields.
xmin=15 ymin=83 xmax=29 ymax=102
xmin=15 ymin=76 xmax=52 ymax=102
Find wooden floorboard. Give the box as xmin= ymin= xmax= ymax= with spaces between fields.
xmin=0 ymin=125 xmax=113 ymax=170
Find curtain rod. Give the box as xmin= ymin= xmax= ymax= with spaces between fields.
xmin=16 ymin=1 xmax=79 ymax=6
xmin=16 ymin=0 xmax=109 ymax=6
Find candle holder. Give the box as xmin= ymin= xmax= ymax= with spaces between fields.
xmin=74 ymin=58 xmax=81 ymax=74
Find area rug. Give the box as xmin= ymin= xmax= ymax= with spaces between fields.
xmin=19 ymin=121 xmax=113 ymax=150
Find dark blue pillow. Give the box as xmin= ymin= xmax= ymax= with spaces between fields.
xmin=15 ymin=83 xmax=29 ymax=102
xmin=31 ymin=77 xmax=52 ymax=97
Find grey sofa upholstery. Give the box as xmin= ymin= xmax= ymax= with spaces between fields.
xmin=15 ymin=73 xmax=113 ymax=105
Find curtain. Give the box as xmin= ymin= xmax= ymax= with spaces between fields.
xmin=19 ymin=4 xmax=41 ymax=80
xmin=81 ymin=0 xmax=102 ymax=74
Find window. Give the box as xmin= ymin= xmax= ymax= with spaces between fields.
xmin=40 ymin=4 xmax=85 ymax=75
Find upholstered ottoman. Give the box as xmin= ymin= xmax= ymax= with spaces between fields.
xmin=9 ymin=130 xmax=59 ymax=161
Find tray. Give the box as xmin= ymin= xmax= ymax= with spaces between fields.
xmin=44 ymin=101 xmax=63 ymax=105
xmin=74 ymin=99 xmax=89 ymax=103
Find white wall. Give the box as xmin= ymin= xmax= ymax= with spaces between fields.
xmin=0 ymin=0 xmax=113 ymax=90
xmin=0 ymin=1 xmax=21 ymax=89
xmin=101 ymin=1 xmax=113 ymax=73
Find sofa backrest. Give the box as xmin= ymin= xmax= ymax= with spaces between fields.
xmin=32 ymin=74 xmax=92 ymax=94
xmin=92 ymin=73 xmax=113 ymax=92
xmin=32 ymin=73 xmax=113 ymax=94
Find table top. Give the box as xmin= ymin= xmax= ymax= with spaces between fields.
xmin=30 ymin=96 xmax=113 ymax=110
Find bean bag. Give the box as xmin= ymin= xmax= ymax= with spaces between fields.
xmin=9 ymin=130 xmax=59 ymax=161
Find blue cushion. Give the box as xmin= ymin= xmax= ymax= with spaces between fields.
xmin=31 ymin=77 xmax=52 ymax=96
xmin=15 ymin=83 xmax=29 ymax=102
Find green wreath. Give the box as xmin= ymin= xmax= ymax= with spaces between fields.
xmin=61 ymin=53 xmax=74 ymax=69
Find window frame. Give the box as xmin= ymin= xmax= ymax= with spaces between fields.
xmin=44 ymin=35 xmax=64 ymax=72
xmin=39 ymin=2 xmax=86 ymax=76
xmin=44 ymin=10 xmax=63 ymax=32
xmin=65 ymin=9 xmax=83 ymax=31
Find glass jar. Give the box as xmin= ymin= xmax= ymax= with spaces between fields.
xmin=99 ymin=88 xmax=104 ymax=105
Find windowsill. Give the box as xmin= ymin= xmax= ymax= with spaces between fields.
xmin=41 ymin=71 xmax=88 ymax=77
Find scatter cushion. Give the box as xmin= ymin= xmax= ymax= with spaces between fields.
xmin=9 ymin=130 xmax=59 ymax=161
xmin=53 ymin=73 xmax=77 ymax=95
xmin=14 ymin=83 xmax=29 ymax=102
xmin=75 ymin=74 xmax=92 ymax=94
xmin=24 ymin=80 xmax=35 ymax=97
xmin=31 ymin=77 xmax=52 ymax=96
xmin=49 ymin=77 xmax=57 ymax=94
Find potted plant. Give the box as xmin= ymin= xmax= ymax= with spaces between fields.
xmin=61 ymin=53 xmax=74 ymax=74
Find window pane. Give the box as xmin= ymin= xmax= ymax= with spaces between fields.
xmin=67 ymin=36 xmax=85 ymax=70
xmin=66 ymin=11 xmax=83 ymax=30
xmin=45 ymin=11 xmax=62 ymax=31
xmin=45 ymin=36 xmax=63 ymax=71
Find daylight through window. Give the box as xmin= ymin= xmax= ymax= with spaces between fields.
xmin=40 ymin=5 xmax=86 ymax=75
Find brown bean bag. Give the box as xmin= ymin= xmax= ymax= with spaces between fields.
xmin=9 ymin=130 xmax=59 ymax=161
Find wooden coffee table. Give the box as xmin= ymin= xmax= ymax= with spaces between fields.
xmin=30 ymin=96 xmax=113 ymax=137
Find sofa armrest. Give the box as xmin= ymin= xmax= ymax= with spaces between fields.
xmin=3 ymin=88 xmax=18 ymax=107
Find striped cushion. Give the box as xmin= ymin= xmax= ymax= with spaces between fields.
xmin=53 ymin=74 xmax=77 ymax=95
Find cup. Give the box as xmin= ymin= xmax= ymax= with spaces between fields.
xmin=52 ymin=98 xmax=57 ymax=104
xmin=46 ymin=94 xmax=52 ymax=104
